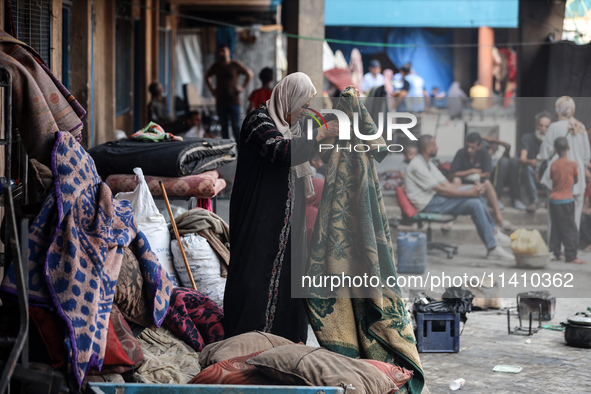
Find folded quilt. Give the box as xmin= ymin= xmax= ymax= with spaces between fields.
xmin=89 ymin=138 xmax=236 ymax=179
xmin=106 ymin=170 xmax=226 ymax=199
xmin=1 ymin=132 xmax=172 ymax=390
xmin=0 ymin=31 xmax=85 ymax=166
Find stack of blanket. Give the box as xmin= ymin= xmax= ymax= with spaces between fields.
xmin=88 ymin=138 xmax=237 ymax=179
xmin=1 ymin=132 xmax=173 ymax=390
xmin=0 ymin=30 xmax=85 ymax=167
xmin=0 ymin=29 xmax=227 ymax=392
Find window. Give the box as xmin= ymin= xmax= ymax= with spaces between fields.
xmin=115 ymin=0 xmax=133 ymax=116
xmin=158 ymin=0 xmax=172 ymax=111
xmin=158 ymin=27 xmax=172 ymax=110
xmin=62 ymin=1 xmax=72 ymax=90
xmin=9 ymin=0 xmax=52 ymax=66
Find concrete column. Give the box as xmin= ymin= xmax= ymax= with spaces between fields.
xmin=93 ymin=0 xmax=116 ymax=145
xmin=453 ymin=28 xmax=472 ymax=93
xmin=51 ymin=0 xmax=63 ymax=80
xmin=139 ymin=0 xmax=159 ymax=126
xmin=477 ymin=26 xmax=494 ymax=94
xmin=284 ymin=0 xmax=325 ymax=93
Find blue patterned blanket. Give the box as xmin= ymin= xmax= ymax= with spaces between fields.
xmin=1 ymin=132 xmax=172 ymax=389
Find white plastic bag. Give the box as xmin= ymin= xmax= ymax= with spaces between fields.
xmin=171 ymin=234 xmax=226 ymax=306
xmin=115 ymin=167 xmax=180 ymax=286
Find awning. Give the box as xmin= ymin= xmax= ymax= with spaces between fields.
xmin=325 ymin=0 xmax=519 ymax=28
xmin=170 ymin=0 xmax=281 ymax=12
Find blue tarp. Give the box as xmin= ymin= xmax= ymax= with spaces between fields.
xmin=386 ymin=28 xmax=454 ymax=94
xmin=325 ymin=27 xmax=455 ymax=93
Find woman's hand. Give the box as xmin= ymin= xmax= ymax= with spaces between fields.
xmin=345 ymin=85 xmax=360 ymax=97
xmin=316 ymin=120 xmax=340 ymax=142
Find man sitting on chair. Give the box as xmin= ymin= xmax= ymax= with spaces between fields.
xmin=404 ymin=135 xmax=514 ymax=261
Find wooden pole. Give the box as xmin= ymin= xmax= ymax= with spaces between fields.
xmin=159 ymin=181 xmax=197 ymax=290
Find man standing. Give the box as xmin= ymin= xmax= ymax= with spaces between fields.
xmin=205 ymin=44 xmax=253 ymax=145
xmin=514 ymin=111 xmax=552 ymax=212
xmin=405 ymin=135 xmax=514 ymax=261
xmin=394 ymin=64 xmax=429 ymax=112
xmin=394 ymin=64 xmax=429 ymax=134
xmin=361 ymin=60 xmax=384 ymax=94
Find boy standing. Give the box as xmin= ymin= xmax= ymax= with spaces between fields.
xmin=248 ymin=67 xmax=274 ymax=112
xmin=549 ymin=137 xmax=585 ymax=263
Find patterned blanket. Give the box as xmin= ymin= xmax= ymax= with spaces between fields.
xmin=306 ymin=87 xmax=424 ymax=393
xmin=163 ymin=287 xmax=225 ymax=352
xmin=1 ymin=132 xmax=172 ymax=390
xmin=0 ymin=31 xmax=86 ymax=166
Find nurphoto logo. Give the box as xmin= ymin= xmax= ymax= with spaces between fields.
xmin=305 ymin=109 xmax=418 ymax=152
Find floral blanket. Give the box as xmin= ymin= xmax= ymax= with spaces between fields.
xmin=1 ymin=132 xmax=172 ymax=390
xmin=163 ymin=287 xmax=225 ymax=351
xmin=306 ymin=87 xmax=424 ymax=393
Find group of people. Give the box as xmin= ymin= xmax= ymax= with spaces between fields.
xmin=362 ymin=60 xmax=430 ymax=116
xmin=402 ymin=96 xmax=589 ymax=264
xmin=147 ymin=44 xmax=275 ymax=147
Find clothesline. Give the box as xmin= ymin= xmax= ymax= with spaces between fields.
xmin=122 ymin=1 xmax=566 ymax=49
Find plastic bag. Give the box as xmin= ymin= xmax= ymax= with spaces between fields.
xmin=510 ymin=229 xmax=549 ymax=255
xmin=115 ymin=167 xmax=180 ymax=286
xmin=414 ymin=287 xmax=474 ymax=324
xmin=171 ymin=234 xmax=226 ymax=306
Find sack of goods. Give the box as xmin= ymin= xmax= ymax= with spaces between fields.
xmin=171 ymin=233 xmax=226 ymax=306
xmin=115 ymin=167 xmax=180 ymax=286
xmin=509 ymin=229 xmax=549 ymax=255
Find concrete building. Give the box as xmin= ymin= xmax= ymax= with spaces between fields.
xmin=1 ymin=0 xmax=328 ymax=150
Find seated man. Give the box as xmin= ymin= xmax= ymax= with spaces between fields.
xmin=449 ymin=132 xmax=512 ymax=231
xmin=405 ymin=135 xmax=514 ymax=261
xmin=515 ymin=111 xmax=552 ymax=212
xmin=482 ymin=136 xmax=521 ymax=211
xmin=148 ymin=81 xmax=174 ymax=124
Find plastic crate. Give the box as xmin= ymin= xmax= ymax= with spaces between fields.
xmin=416 ymin=312 xmax=460 ymax=353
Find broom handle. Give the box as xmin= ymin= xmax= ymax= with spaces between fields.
xmin=159 ymin=181 xmax=197 ymax=291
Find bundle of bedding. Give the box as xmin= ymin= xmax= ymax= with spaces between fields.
xmin=191 ymin=331 xmax=414 ymax=393
xmin=88 ymin=137 xmax=236 ymax=179
xmin=0 ymin=132 xmax=173 ymax=390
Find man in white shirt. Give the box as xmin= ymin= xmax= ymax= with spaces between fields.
xmin=405 ymin=135 xmax=514 ymax=261
xmin=361 ymin=60 xmax=384 ymax=94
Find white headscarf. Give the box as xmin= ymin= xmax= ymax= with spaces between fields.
xmin=266 ymin=72 xmax=317 ymax=197
xmin=555 ymin=96 xmax=586 ymax=135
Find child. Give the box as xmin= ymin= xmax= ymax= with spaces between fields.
xmin=248 ymin=67 xmax=273 ymax=112
xmin=549 ymin=137 xmax=585 ymax=263
xmin=400 ymin=141 xmax=418 ymax=183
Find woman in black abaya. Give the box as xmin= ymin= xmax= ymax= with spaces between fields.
xmin=223 ymin=72 xmax=339 ymax=342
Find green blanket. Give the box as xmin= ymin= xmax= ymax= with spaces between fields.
xmin=306 ymin=87 xmax=424 ymax=393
